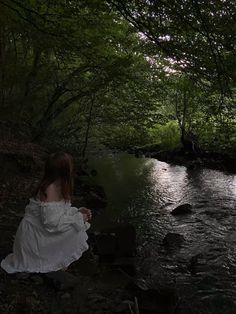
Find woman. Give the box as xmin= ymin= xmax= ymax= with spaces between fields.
xmin=1 ymin=152 xmax=92 ymax=273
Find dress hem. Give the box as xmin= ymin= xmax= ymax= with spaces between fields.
xmin=0 ymin=245 xmax=89 ymax=274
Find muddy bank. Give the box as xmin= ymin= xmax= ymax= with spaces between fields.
xmin=0 ymin=252 xmax=180 ymax=314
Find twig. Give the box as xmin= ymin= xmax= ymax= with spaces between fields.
xmin=128 ymin=303 xmax=134 ymax=314
xmin=134 ymin=297 xmax=140 ymax=314
xmin=171 ymin=296 xmax=182 ymax=314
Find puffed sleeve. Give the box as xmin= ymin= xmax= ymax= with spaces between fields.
xmin=40 ymin=203 xmax=86 ymax=233
xmin=68 ymin=207 xmax=91 ymax=231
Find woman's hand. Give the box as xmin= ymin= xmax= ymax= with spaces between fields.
xmin=79 ymin=207 xmax=92 ymax=221
xmin=82 ymin=213 xmax=89 ymax=222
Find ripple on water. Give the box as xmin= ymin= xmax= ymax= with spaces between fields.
xmin=88 ymin=153 xmax=236 ymax=313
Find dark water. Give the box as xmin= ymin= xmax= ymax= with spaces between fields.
xmin=88 ymin=152 xmax=236 ymax=313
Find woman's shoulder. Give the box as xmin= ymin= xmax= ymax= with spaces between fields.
xmin=29 ymin=198 xmax=71 ymax=207
xmin=30 ymin=182 xmax=71 ymax=208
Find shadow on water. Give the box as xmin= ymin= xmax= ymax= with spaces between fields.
xmin=88 ymin=152 xmax=236 ymax=313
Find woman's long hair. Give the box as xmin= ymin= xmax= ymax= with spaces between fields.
xmin=34 ymin=152 xmax=74 ymax=201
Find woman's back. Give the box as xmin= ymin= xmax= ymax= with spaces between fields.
xmin=37 ymin=181 xmax=64 ymax=203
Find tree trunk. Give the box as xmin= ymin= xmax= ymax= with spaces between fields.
xmin=81 ymin=94 xmax=95 ymax=158
xmin=0 ymin=26 xmax=6 ymax=107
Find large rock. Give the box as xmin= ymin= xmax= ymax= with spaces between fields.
xmin=187 ymin=253 xmax=210 ymax=275
xmin=95 ymin=233 xmax=117 ymax=257
xmin=171 ymin=203 xmax=192 ymax=215
xmin=94 ymin=224 xmax=137 ymax=274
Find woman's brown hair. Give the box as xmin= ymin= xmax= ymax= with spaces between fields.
xmin=34 ymin=152 xmax=74 ymax=201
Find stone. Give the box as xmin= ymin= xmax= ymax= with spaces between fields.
xmin=163 ymin=233 xmax=185 ymax=247
xmin=61 ymin=292 xmax=71 ymax=299
xmin=188 ymin=253 xmax=207 ymax=275
xmin=171 ymin=203 xmax=192 ymax=215
xmin=44 ymin=271 xmax=79 ymax=290
xmin=137 ymin=287 xmax=179 ymax=313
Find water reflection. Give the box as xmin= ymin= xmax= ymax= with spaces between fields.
xmin=88 ymin=152 xmax=236 ymax=313
xmin=150 ymin=161 xmax=189 ymax=207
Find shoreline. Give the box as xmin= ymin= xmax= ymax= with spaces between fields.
xmin=127 ymin=146 xmax=236 ymax=174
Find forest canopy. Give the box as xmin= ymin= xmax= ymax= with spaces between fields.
xmin=1 ymin=0 xmax=236 ymax=155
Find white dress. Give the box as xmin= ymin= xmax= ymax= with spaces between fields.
xmin=1 ymin=198 xmax=90 ymax=273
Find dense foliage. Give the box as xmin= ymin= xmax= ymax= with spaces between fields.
xmin=1 ymin=0 xmax=236 ymax=155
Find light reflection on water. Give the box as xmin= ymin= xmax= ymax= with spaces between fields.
xmin=88 ymin=152 xmax=236 ymax=313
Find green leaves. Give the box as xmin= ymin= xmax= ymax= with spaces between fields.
xmin=2 ymin=0 xmax=236 ymax=154
xmin=109 ymin=0 xmax=236 ymax=95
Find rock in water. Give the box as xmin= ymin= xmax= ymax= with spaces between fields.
xmin=163 ymin=233 xmax=185 ymax=247
xmin=188 ymin=253 xmax=204 ymax=275
xmin=171 ymin=203 xmax=192 ymax=215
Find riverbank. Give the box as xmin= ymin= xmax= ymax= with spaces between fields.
xmin=127 ymin=144 xmax=236 ymax=173
xmin=0 ymin=122 xmax=181 ymax=314
xmin=0 ymin=121 xmax=122 ymax=314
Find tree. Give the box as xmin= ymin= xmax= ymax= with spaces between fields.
xmin=108 ymin=0 xmax=236 ymax=98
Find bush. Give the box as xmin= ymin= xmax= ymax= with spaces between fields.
xmin=148 ymin=121 xmax=181 ymax=150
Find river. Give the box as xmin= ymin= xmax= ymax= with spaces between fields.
xmin=88 ymin=152 xmax=236 ymax=313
